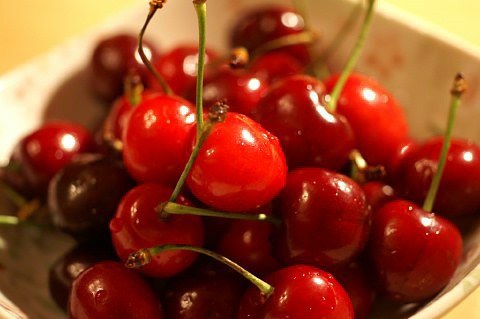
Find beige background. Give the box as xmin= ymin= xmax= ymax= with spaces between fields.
xmin=0 ymin=0 xmax=479 ymax=318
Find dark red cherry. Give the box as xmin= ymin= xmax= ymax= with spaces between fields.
xmin=187 ymin=65 xmax=269 ymax=117
xmin=217 ymin=207 xmax=280 ymax=276
xmin=324 ymin=73 xmax=410 ymax=166
xmin=249 ymin=52 xmax=304 ymax=84
xmin=274 ymin=168 xmax=370 ymax=269
xmin=253 ymin=74 xmax=355 ymax=171
xmin=162 ymin=258 xmax=245 ymax=319
xmin=69 ymin=261 xmax=164 ymax=319
xmin=122 ymin=93 xmax=196 ymax=186
xmin=48 ymin=242 xmax=117 ymax=312
xmin=48 ymin=154 xmax=134 ymax=237
xmin=237 ymin=264 xmax=354 ymax=319
xmin=332 ymin=261 xmax=376 ymax=319
xmin=368 ymin=199 xmax=463 ymax=302
xmin=395 ymin=137 xmax=480 ymax=217
xmin=362 ymin=181 xmax=396 ymax=214
xmin=149 ymin=44 xmax=219 ymax=96
xmin=109 ymin=183 xmax=204 ymax=278
xmin=12 ymin=121 xmax=96 ymax=195
xmin=230 ymin=6 xmax=311 ymax=65
xmin=89 ymin=33 xmax=161 ymax=101
xmin=186 ymin=112 xmax=287 ymax=212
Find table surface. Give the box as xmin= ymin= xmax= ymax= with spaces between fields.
xmin=0 ymin=0 xmax=479 ymax=318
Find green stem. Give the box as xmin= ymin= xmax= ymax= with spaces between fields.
xmin=0 ymin=215 xmax=21 ymax=225
xmin=327 ymin=0 xmax=376 ymax=113
xmin=139 ymin=1 xmax=173 ymax=95
xmin=125 ymin=244 xmax=275 ymax=298
xmin=423 ymin=73 xmax=466 ymax=212
xmin=193 ymin=1 xmax=207 ymax=135
xmin=0 ymin=180 xmax=27 ymax=208
xmin=252 ymin=31 xmax=318 ymax=60
xmin=160 ymin=202 xmax=281 ymax=225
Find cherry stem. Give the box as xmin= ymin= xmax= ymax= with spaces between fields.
xmin=349 ymin=149 xmax=385 ymax=184
xmin=124 ymin=73 xmax=144 ymax=107
xmin=0 ymin=180 xmax=27 ymax=208
xmin=158 ymin=201 xmax=281 ymax=225
xmin=125 ymin=244 xmax=275 ymax=298
xmin=251 ymin=31 xmax=318 ymax=60
xmin=167 ymin=101 xmax=228 ymax=205
xmin=139 ymin=0 xmax=173 ymax=95
xmin=0 ymin=215 xmax=53 ymax=230
xmin=423 ymin=73 xmax=466 ymax=212
xmin=327 ymin=0 xmax=376 ymax=113
xmin=193 ymin=0 xmax=207 ymax=135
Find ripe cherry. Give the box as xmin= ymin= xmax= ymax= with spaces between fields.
xmin=368 ymin=199 xmax=462 ymax=302
xmin=324 ymin=73 xmax=410 ymax=167
xmin=230 ymin=6 xmax=311 ymax=65
xmin=362 ymin=181 xmax=396 ymax=214
xmin=395 ymin=137 xmax=480 ymax=217
xmin=109 ymin=183 xmax=204 ymax=278
xmin=249 ymin=51 xmax=304 ymax=84
xmin=89 ymin=33 xmax=161 ymax=101
xmin=237 ymin=264 xmax=354 ymax=319
xmin=274 ymin=167 xmax=370 ymax=269
xmin=122 ymin=93 xmax=196 ymax=186
xmin=69 ymin=261 xmax=164 ymax=319
xmin=12 ymin=121 xmax=96 ymax=195
xmin=253 ymin=74 xmax=355 ymax=171
xmin=186 ymin=112 xmax=287 ymax=212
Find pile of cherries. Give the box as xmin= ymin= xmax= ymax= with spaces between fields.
xmin=2 ymin=1 xmax=479 ymax=319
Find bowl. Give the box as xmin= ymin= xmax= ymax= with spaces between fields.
xmin=0 ymin=0 xmax=480 ymax=318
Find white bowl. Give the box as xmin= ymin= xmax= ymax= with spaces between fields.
xmin=1 ymin=0 xmax=480 ymax=318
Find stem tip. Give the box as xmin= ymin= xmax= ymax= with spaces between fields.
xmin=125 ymin=248 xmax=152 ymax=269
xmin=451 ymin=73 xmax=467 ymax=97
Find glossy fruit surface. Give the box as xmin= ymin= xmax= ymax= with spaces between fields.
xmin=109 ymin=183 xmax=204 ymax=278
xmin=122 ymin=93 xmax=196 ymax=186
xmin=253 ymin=75 xmax=354 ymax=170
xmin=395 ymin=137 xmax=480 ymax=217
xmin=275 ymin=168 xmax=370 ymax=269
xmin=238 ymin=264 xmax=354 ymax=319
xmin=186 ymin=112 xmax=287 ymax=212
xmin=69 ymin=261 xmax=164 ymax=319
xmin=13 ymin=121 xmax=96 ymax=194
xmin=324 ymin=73 xmax=410 ymax=166
xmin=89 ymin=33 xmax=161 ymax=101
xmin=230 ymin=6 xmax=311 ymax=64
xmin=368 ymin=199 xmax=463 ymax=302
xmin=249 ymin=52 xmax=304 ymax=84
xmin=48 ymin=154 xmax=134 ymax=237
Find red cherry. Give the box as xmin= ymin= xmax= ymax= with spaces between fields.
xmin=274 ymin=168 xmax=370 ymax=269
xmin=253 ymin=74 xmax=355 ymax=171
xmin=395 ymin=137 xmax=480 ymax=217
xmin=89 ymin=33 xmax=161 ymax=101
xmin=237 ymin=264 xmax=354 ymax=319
xmin=122 ymin=93 xmax=196 ymax=185
xmin=69 ymin=261 xmax=164 ymax=319
xmin=324 ymin=73 xmax=410 ymax=166
xmin=109 ymin=183 xmax=204 ymax=278
xmin=362 ymin=181 xmax=396 ymax=214
xmin=149 ymin=44 xmax=219 ymax=96
xmin=186 ymin=112 xmax=287 ymax=212
xmin=249 ymin=52 xmax=304 ymax=84
xmin=230 ymin=6 xmax=311 ymax=65
xmin=12 ymin=121 xmax=96 ymax=194
xmin=368 ymin=199 xmax=463 ymax=302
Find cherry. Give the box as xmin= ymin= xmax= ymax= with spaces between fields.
xmin=217 ymin=207 xmax=280 ymax=276
xmin=253 ymin=74 xmax=355 ymax=171
xmin=89 ymin=33 xmax=161 ymax=101
xmin=368 ymin=199 xmax=463 ymax=302
xmin=395 ymin=137 xmax=480 ymax=217
xmin=162 ymin=258 xmax=246 ymax=319
xmin=11 ymin=121 xmax=96 ymax=195
xmin=237 ymin=264 xmax=354 ymax=319
xmin=186 ymin=65 xmax=269 ymax=117
xmin=122 ymin=93 xmax=196 ymax=186
xmin=274 ymin=167 xmax=370 ymax=269
xmin=249 ymin=51 xmax=304 ymax=84
xmin=362 ymin=181 xmax=396 ymax=214
xmin=69 ymin=261 xmax=164 ymax=319
xmin=48 ymin=242 xmax=117 ymax=312
xmin=186 ymin=112 xmax=287 ymax=212
xmin=324 ymin=73 xmax=410 ymax=167
xmin=48 ymin=154 xmax=134 ymax=238
xmin=149 ymin=44 xmax=219 ymax=96
xmin=109 ymin=183 xmax=204 ymax=278
xmin=230 ymin=6 xmax=311 ymax=65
